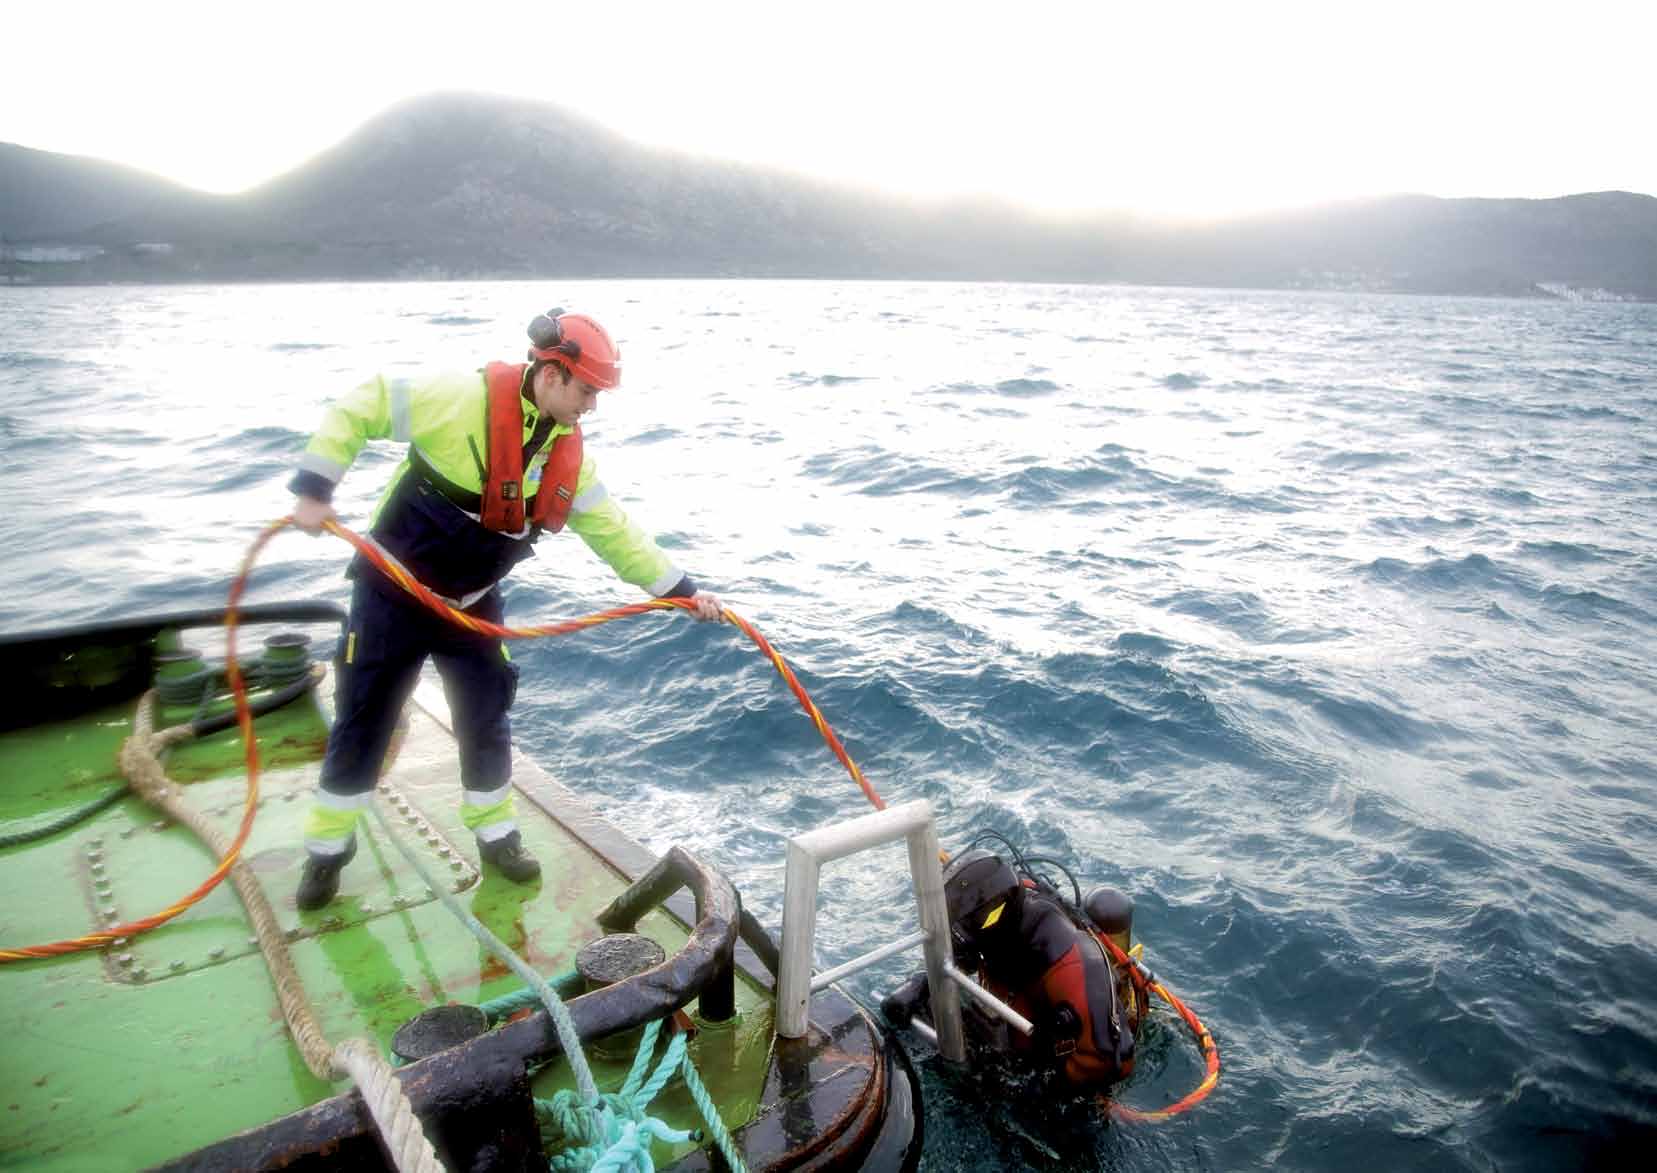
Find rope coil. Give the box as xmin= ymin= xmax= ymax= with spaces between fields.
xmin=368 ymin=772 xmax=748 ymax=1172
xmin=1097 ymin=934 xmax=1220 ymax=1122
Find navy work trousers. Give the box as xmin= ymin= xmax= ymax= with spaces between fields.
xmin=319 ymin=574 xmax=518 ymax=798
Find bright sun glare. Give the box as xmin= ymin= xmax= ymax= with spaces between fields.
xmin=3 ymin=1 xmax=1654 ymax=219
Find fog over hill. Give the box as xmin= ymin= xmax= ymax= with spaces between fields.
xmin=3 ymin=92 xmax=1655 ymax=300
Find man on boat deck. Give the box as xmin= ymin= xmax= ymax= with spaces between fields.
xmin=287 ymin=309 xmax=722 ymax=910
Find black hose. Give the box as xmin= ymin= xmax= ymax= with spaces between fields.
xmin=0 ymin=670 xmax=320 ymax=850
xmin=1019 ymin=855 xmax=1084 ymax=910
xmin=189 ymin=669 xmax=320 ymax=739
xmin=961 ymin=829 xmax=1090 ymax=924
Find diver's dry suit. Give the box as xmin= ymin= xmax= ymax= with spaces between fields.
xmin=970 ymin=879 xmax=1137 ymax=1086
xmin=893 ymin=848 xmax=1137 ymax=1088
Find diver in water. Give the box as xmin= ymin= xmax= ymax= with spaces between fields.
xmin=889 ymin=847 xmax=1138 ymax=1088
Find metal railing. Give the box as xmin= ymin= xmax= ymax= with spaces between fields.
xmin=775 ymin=799 xmax=1035 ymax=1063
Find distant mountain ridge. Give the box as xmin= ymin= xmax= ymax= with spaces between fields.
xmin=0 ymin=142 xmax=231 ymax=242
xmin=4 ymin=91 xmax=1655 ymax=300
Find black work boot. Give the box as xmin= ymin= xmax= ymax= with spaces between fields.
xmin=478 ymin=830 xmax=541 ymax=883
xmin=296 ymin=837 xmax=357 ymax=910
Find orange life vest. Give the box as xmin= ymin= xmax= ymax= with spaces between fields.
xmin=480 ymin=361 xmax=583 ymax=534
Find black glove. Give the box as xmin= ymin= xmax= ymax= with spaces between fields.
xmin=881 ymin=973 xmax=931 ymax=1029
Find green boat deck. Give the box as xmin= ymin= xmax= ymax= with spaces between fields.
xmin=1 ymin=665 xmax=774 ymax=1170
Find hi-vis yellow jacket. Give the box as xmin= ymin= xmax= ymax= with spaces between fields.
xmin=290 ymin=369 xmax=692 ymax=607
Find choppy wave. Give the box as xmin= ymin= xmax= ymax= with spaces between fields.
xmin=2 ymin=279 xmax=1654 ymax=1171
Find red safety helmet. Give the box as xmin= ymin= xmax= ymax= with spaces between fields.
xmin=526 ymin=309 xmax=622 ymax=390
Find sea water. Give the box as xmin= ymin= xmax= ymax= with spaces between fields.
xmin=1 ymin=279 xmax=1653 ymax=1171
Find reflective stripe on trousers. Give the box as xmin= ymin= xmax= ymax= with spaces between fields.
xmin=305 ymin=574 xmax=520 ymax=853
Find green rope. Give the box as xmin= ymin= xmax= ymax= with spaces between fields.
xmin=479 ymin=969 xmax=585 ymax=1024
xmin=618 ymin=1019 xmax=669 ymax=1100
xmin=0 ymin=783 xmax=131 ymax=849
xmin=539 ymin=1019 xmax=698 ymax=1173
xmin=370 ymin=805 xmax=749 ymax=1172
xmin=535 ymin=1018 xmax=750 ymax=1173
xmin=367 ymin=804 xmax=600 ymax=1103
xmin=625 ymin=1025 xmax=687 ymax=1106
xmin=678 ymin=1047 xmax=747 ymax=1173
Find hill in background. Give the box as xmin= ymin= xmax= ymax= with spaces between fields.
xmin=4 ymin=92 xmax=1655 ymax=300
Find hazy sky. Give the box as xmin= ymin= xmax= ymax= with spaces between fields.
xmin=5 ymin=1 xmax=1652 ymax=219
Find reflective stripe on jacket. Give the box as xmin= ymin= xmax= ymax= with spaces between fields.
xmin=293 ymin=369 xmax=685 ymax=600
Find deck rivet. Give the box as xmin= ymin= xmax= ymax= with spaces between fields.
xmin=209 ymin=947 xmax=225 ymax=960
xmin=247 ymin=937 xmax=259 ymax=948
xmin=89 ymin=837 xmax=103 ymax=849
xmin=120 ymin=828 xmax=135 ymax=839
xmin=151 ymin=820 xmax=167 ymax=831
xmin=361 ymin=904 xmax=376 ymax=914
xmin=131 ymin=969 xmax=147 ymax=983
xmin=171 ymin=960 xmax=186 ymax=971
xmin=116 ymin=953 xmax=134 ymax=967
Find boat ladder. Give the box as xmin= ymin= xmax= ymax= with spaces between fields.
xmin=775 ymin=798 xmax=1034 ymax=1061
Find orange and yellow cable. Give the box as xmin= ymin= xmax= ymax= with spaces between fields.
xmin=322 ymin=519 xmax=888 ymax=808
xmin=1 ymin=516 xmax=887 ymax=962
xmin=1095 ymin=931 xmax=1221 ymax=1121
xmin=0 ymin=525 xmax=278 ymax=962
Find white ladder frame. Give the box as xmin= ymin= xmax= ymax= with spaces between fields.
xmin=775 ymin=798 xmax=1035 ymax=1060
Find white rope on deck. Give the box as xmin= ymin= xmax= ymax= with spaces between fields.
xmin=120 ymin=686 xmax=447 ymax=1173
